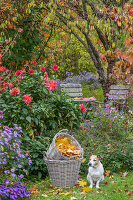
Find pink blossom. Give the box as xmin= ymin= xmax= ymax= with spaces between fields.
xmin=0 ymin=66 xmax=5 ymax=73
xmin=41 ymin=66 xmax=45 ymax=71
xmin=28 ymin=69 xmax=34 ymax=75
xmin=105 ymin=93 xmax=110 ymax=97
xmin=129 ymin=110 xmax=133 ymax=114
xmin=0 ymin=88 xmax=6 ymax=93
xmin=46 ymin=80 xmax=57 ymax=91
xmin=32 ymin=61 xmax=37 ymax=65
xmin=23 ymin=94 xmax=31 ymax=104
xmin=53 ymin=64 xmax=58 ymax=71
xmin=10 ymin=88 xmax=20 ymax=96
xmin=109 ymin=103 xmax=112 ymax=107
xmin=18 ymin=28 xmax=23 ymax=32
xmin=44 ymin=72 xmax=48 ymax=80
xmin=105 ymin=104 xmax=109 ymax=108
xmin=80 ymin=104 xmax=87 ymax=113
xmin=9 ymin=83 xmax=13 ymax=88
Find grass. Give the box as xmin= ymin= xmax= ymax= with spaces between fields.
xmin=25 ymin=171 xmax=133 ymax=200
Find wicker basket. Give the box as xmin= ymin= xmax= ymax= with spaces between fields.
xmin=44 ymin=157 xmax=83 ymax=187
xmin=43 ymin=129 xmax=83 ymax=187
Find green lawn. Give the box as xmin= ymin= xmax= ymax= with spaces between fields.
xmin=26 ymin=171 xmax=133 ymax=200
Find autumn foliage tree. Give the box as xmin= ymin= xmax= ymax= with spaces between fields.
xmin=0 ymin=0 xmax=58 ymax=68
xmin=42 ymin=0 xmax=133 ymax=99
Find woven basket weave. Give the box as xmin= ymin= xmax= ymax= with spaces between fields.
xmin=44 ymin=157 xmax=83 ymax=187
xmin=44 ymin=129 xmax=83 ymax=187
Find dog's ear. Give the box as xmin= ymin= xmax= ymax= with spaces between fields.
xmin=97 ymin=155 xmax=103 ymax=160
xmin=88 ymin=153 xmax=93 ymax=157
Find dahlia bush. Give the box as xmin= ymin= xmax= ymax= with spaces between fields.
xmin=0 ymin=63 xmax=81 ymax=135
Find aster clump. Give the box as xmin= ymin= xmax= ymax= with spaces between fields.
xmin=0 ymin=180 xmax=31 ymax=200
xmin=0 ymin=123 xmax=32 ymax=180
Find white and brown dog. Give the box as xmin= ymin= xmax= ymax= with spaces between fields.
xmin=87 ymin=154 xmax=104 ymax=188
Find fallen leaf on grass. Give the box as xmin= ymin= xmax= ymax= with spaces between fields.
xmin=125 ymin=185 xmax=128 ymax=187
xmin=125 ymin=190 xmax=132 ymax=195
xmin=111 ymin=181 xmax=115 ymax=184
xmin=104 ymin=182 xmax=108 ymax=185
xmin=82 ymin=187 xmax=92 ymax=192
xmin=29 ymin=186 xmax=38 ymax=194
xmin=80 ymin=191 xmax=87 ymax=194
xmin=70 ymin=197 xmax=77 ymax=200
xmin=59 ymin=193 xmax=65 ymax=195
xmin=41 ymin=194 xmax=48 ymax=197
xmin=109 ymin=175 xmax=114 ymax=179
xmin=104 ymin=170 xmax=110 ymax=177
xmin=117 ymin=187 xmax=122 ymax=192
xmin=77 ymin=179 xmax=87 ymax=187
xmin=64 ymin=192 xmax=72 ymax=196
xmin=126 ymin=191 xmax=132 ymax=196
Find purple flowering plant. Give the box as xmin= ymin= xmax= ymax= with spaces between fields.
xmin=0 ymin=180 xmax=31 ymax=200
xmin=57 ymin=71 xmax=100 ymax=88
xmin=0 ymin=111 xmax=32 ymax=181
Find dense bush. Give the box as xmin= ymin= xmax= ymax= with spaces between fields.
xmin=0 ymin=64 xmax=81 ymax=136
xmin=76 ymin=99 xmax=133 ymax=174
xmin=21 ymin=135 xmax=51 ymax=179
xmin=77 ymin=131 xmax=133 ymax=175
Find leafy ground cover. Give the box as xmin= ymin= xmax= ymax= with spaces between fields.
xmin=25 ymin=171 xmax=133 ymax=200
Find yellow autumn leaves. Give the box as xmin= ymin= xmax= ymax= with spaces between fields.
xmin=55 ymin=136 xmax=81 ymax=157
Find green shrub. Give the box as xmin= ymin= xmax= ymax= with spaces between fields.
xmin=77 ymin=130 xmax=133 ymax=175
xmin=21 ymin=135 xmax=51 ymax=179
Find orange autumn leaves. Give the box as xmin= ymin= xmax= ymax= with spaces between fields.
xmin=55 ymin=136 xmax=81 ymax=158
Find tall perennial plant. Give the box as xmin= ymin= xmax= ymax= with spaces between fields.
xmin=0 ymin=114 xmax=32 ymax=180
xmin=0 ymin=63 xmax=81 ymax=135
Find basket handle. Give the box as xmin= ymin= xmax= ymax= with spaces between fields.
xmin=43 ymin=151 xmax=47 ymax=158
xmin=58 ymin=129 xmax=68 ymax=134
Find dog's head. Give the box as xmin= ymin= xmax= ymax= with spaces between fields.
xmin=88 ymin=153 xmax=103 ymax=167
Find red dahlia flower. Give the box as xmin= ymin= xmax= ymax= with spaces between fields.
xmin=80 ymin=104 xmax=87 ymax=113
xmin=44 ymin=72 xmax=48 ymax=80
xmin=46 ymin=80 xmax=57 ymax=91
xmin=28 ymin=69 xmax=34 ymax=75
xmin=53 ymin=64 xmax=58 ymax=71
xmin=23 ymin=94 xmax=31 ymax=104
xmin=41 ymin=66 xmax=45 ymax=71
xmin=10 ymin=88 xmax=20 ymax=96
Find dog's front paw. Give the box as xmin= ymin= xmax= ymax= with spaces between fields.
xmin=89 ymin=185 xmax=93 ymax=188
xmin=96 ymin=185 xmax=100 ymax=189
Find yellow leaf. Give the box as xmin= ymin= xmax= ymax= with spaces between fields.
xmin=64 ymin=192 xmax=72 ymax=196
xmin=59 ymin=193 xmax=65 ymax=195
xmin=105 ymin=170 xmax=110 ymax=176
xmin=83 ymin=187 xmax=92 ymax=192
xmin=55 ymin=136 xmax=81 ymax=157
xmin=112 ymin=43 xmax=115 ymax=48
xmin=82 ymin=158 xmax=86 ymax=163
xmin=78 ymin=179 xmax=87 ymax=187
